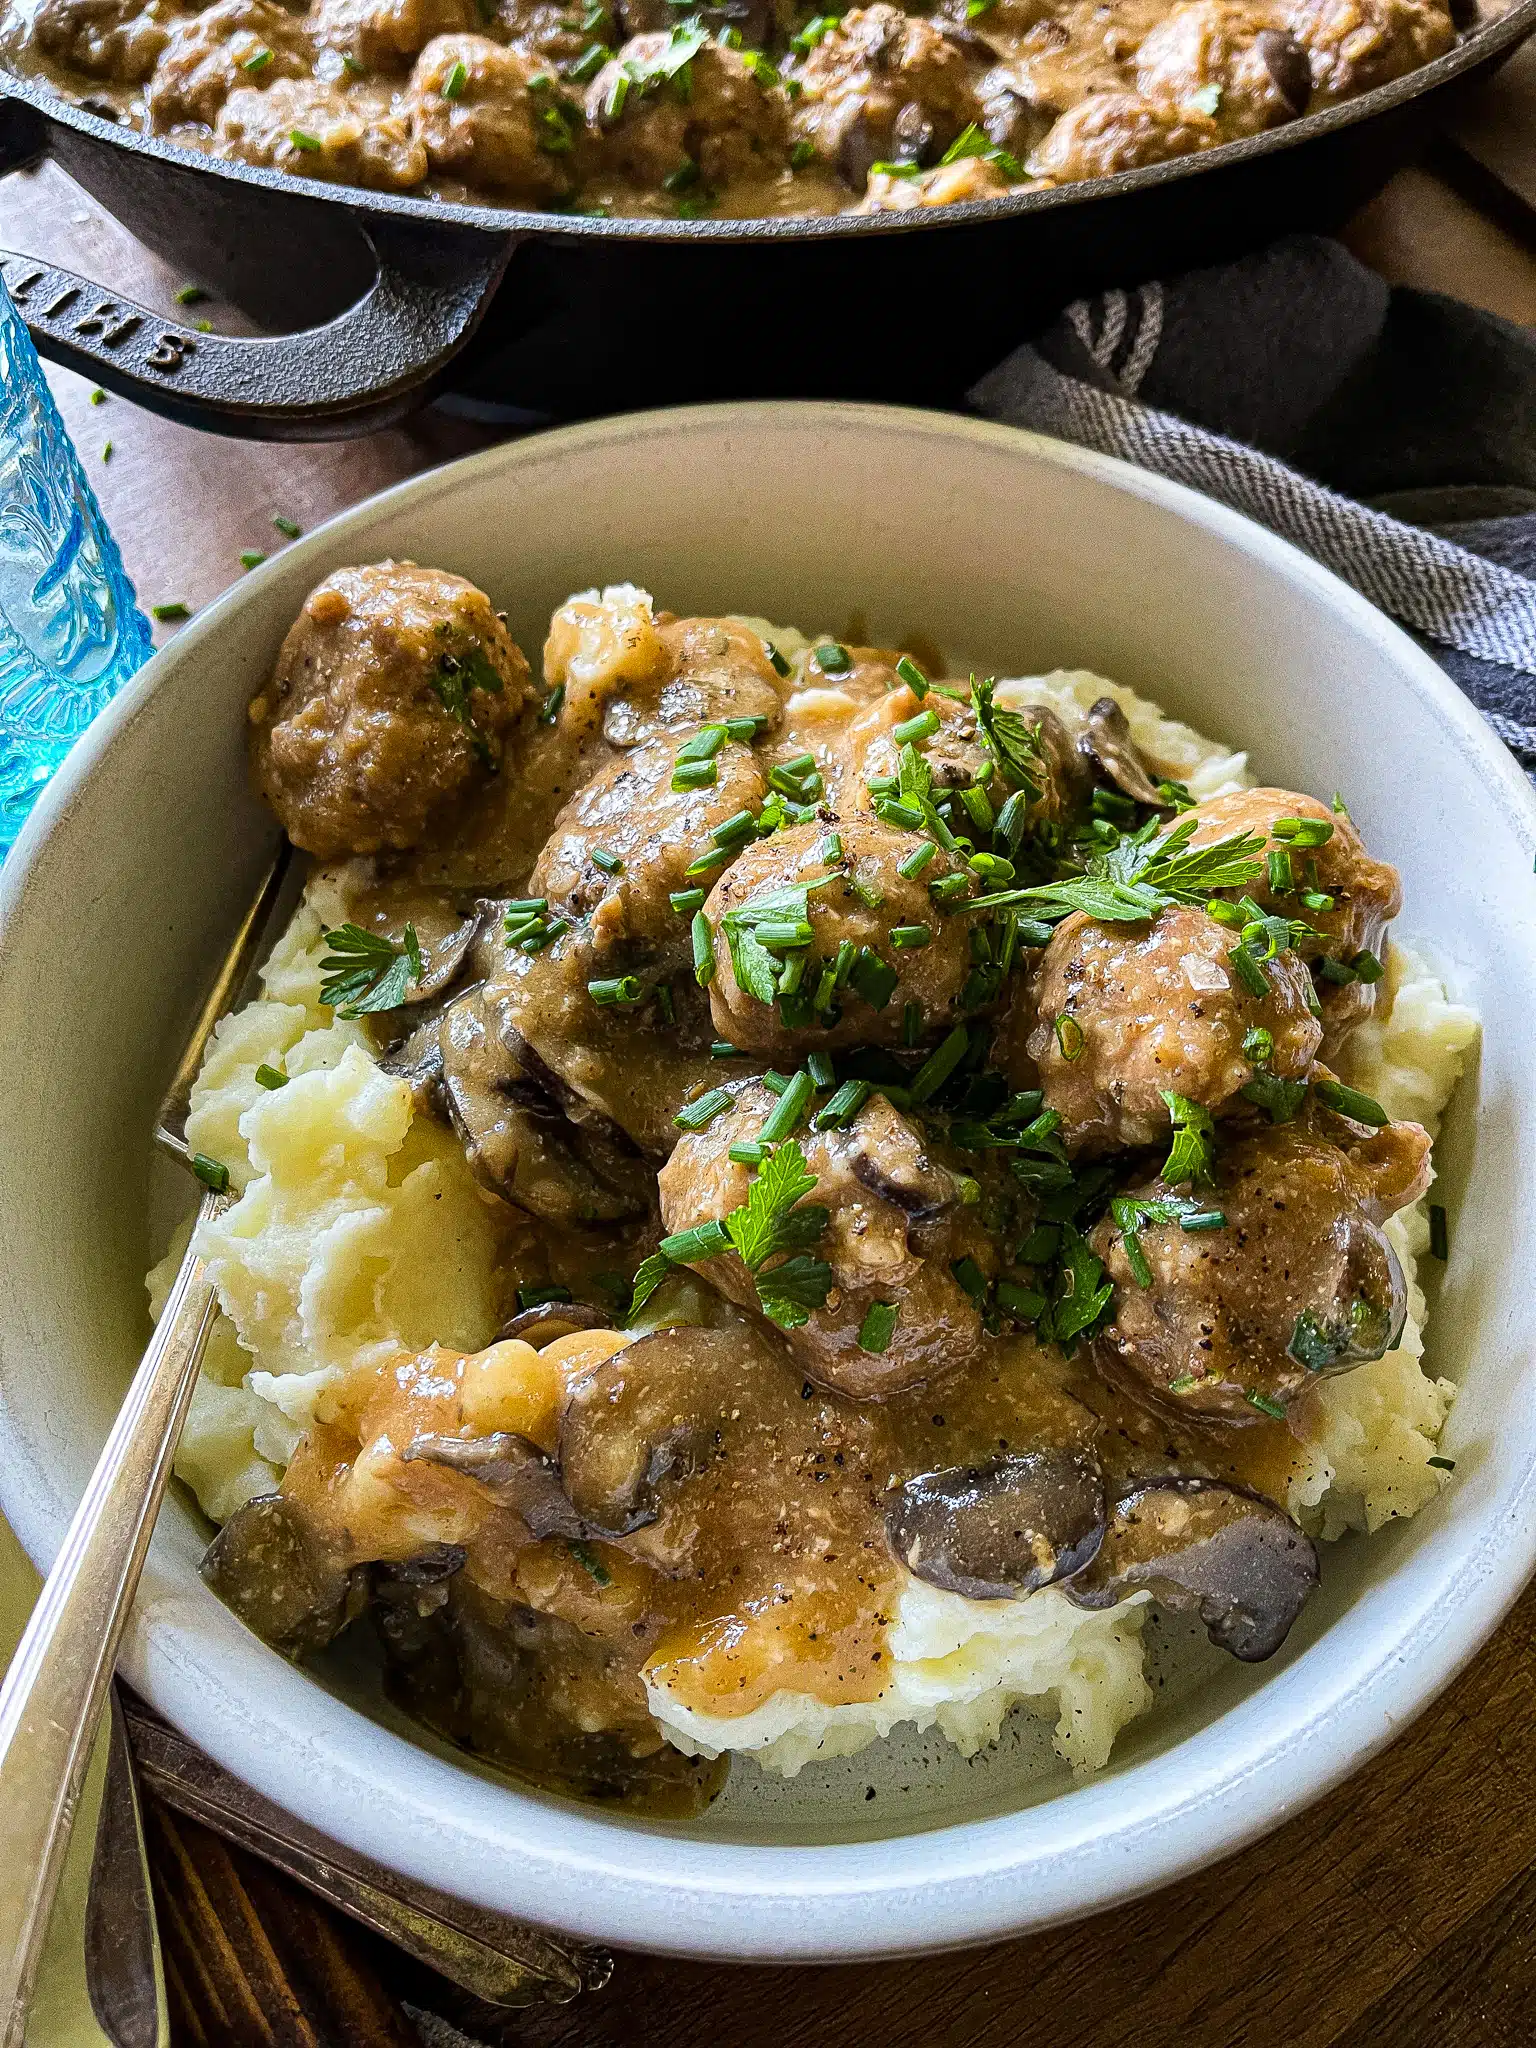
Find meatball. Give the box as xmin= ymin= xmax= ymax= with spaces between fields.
xmin=1028 ymin=91 xmax=1219 ymax=180
xmin=1284 ymin=0 xmax=1453 ymax=104
xmin=308 ymin=0 xmax=475 ymax=70
xmin=216 ymin=77 xmax=428 ymax=185
xmin=1189 ymin=787 xmax=1401 ymax=1051
xmin=792 ymin=6 xmax=986 ymax=190
xmin=1089 ymin=1113 xmax=1431 ymax=1425
xmin=703 ymin=818 xmax=977 ymax=1055
xmin=1026 ymin=904 xmax=1322 ymax=1153
xmin=249 ymin=561 xmax=533 ymax=857
xmin=405 ymin=35 xmax=580 ymax=198
xmin=148 ymin=0 xmax=312 ymax=129
xmin=658 ymin=1082 xmax=995 ymax=1396
xmin=530 ymin=735 xmax=767 ymax=964
xmin=1135 ymin=3 xmax=1314 ymax=131
xmin=31 ymin=0 xmax=189 ymax=83
xmin=834 ymin=683 xmax=1088 ymax=831
xmin=587 ymin=35 xmax=791 ymax=190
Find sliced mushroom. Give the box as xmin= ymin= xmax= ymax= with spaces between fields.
xmin=1079 ymin=697 xmax=1169 ymax=809
xmin=886 ymin=1451 xmax=1106 ymax=1600
xmin=496 ymin=1302 xmax=606 ymax=1347
xmin=1065 ymin=1477 xmax=1319 ymax=1661
xmin=559 ymin=1328 xmax=749 ymax=1536
xmin=403 ymin=1432 xmax=585 ymax=1539
xmin=200 ymin=1493 xmax=366 ymax=1657
xmin=1255 ymin=27 xmax=1312 ymax=114
xmin=376 ymin=1003 xmax=450 ymax=1108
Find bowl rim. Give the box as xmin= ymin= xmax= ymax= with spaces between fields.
xmin=4 ymin=400 xmax=1536 ymax=1962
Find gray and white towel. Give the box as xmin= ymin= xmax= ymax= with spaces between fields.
xmin=969 ymin=235 xmax=1536 ymax=772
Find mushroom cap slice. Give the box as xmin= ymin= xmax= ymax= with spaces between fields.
xmin=559 ymin=1328 xmax=750 ymax=1537
xmin=496 ymin=1302 xmax=606 ymax=1348
xmin=886 ymin=1450 xmax=1106 ymax=1601
xmin=200 ymin=1493 xmax=365 ymax=1658
xmin=1078 ymin=697 xmax=1170 ymax=810
xmin=1065 ymin=1477 xmax=1319 ymax=1661
xmin=403 ymin=1431 xmax=587 ymax=1540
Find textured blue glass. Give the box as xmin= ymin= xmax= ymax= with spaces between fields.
xmin=0 ymin=281 xmax=151 ymax=855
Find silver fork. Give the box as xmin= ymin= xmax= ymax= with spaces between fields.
xmin=0 ymin=844 xmax=293 ymax=2046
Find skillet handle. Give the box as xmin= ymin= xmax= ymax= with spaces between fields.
xmin=0 ymin=96 xmax=514 ymax=440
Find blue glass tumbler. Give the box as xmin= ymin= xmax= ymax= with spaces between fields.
xmin=0 ymin=280 xmax=151 ymax=856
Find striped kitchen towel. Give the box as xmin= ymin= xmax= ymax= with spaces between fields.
xmin=970 ymin=235 xmax=1536 ymax=771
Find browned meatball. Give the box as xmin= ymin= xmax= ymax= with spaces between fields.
xmin=1089 ymin=1112 xmax=1431 ymax=1426
xmin=216 ymin=77 xmax=428 ymax=184
xmin=703 ymin=818 xmax=977 ymax=1055
xmin=249 ymin=561 xmax=533 ymax=857
xmin=792 ymin=5 xmax=986 ymax=190
xmin=1190 ymin=787 xmax=1401 ymax=1052
xmin=481 ymin=0 xmax=588 ymax=65
xmin=308 ymin=0 xmax=475 ymax=69
xmin=658 ymin=1082 xmax=995 ymax=1397
xmin=1026 ymin=903 xmax=1322 ymax=1153
xmin=148 ymin=0 xmax=312 ymax=128
xmin=1028 ymin=91 xmax=1219 ymax=180
xmin=1134 ymin=3 xmax=1314 ymax=132
xmin=530 ymin=735 xmax=767 ymax=963
xmin=1284 ymin=0 xmax=1453 ymax=104
xmin=831 ymin=683 xmax=1088 ymax=830
xmin=405 ymin=35 xmax=580 ymax=197
xmin=31 ymin=0 xmax=191 ymax=82
xmin=587 ymin=35 xmax=791 ymax=190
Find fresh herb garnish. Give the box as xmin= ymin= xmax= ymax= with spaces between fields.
xmin=430 ymin=642 xmax=504 ymax=766
xmin=858 ymin=1301 xmax=899 ymax=1352
xmin=319 ymin=922 xmax=423 ymax=1015
xmin=970 ymin=675 xmax=1042 ymax=794
xmin=192 ymin=1153 xmax=230 ymax=1195
xmin=1160 ymin=1090 xmax=1216 ymax=1186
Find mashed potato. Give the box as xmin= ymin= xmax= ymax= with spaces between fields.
xmin=156 ymin=639 xmax=1480 ymax=1784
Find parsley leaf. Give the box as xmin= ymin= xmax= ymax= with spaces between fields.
xmin=725 ymin=1138 xmax=819 ymax=1269
xmin=755 ymin=1253 xmax=836 ymax=1328
xmin=624 ymin=1251 xmax=674 ymax=1324
xmin=1045 ymin=1224 xmax=1114 ymax=1343
xmin=970 ymin=675 xmax=1042 ymax=795
xmin=971 ymin=819 xmax=1267 ymax=926
xmin=1159 ymin=1090 xmax=1216 ymax=1186
xmin=430 ymin=642 xmax=504 ymax=767
xmin=629 ymin=1139 xmax=833 ymax=1328
xmin=319 ymin=923 xmax=423 ymax=1015
xmin=718 ymin=880 xmax=832 ymax=1006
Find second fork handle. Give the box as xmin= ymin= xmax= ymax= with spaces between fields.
xmin=0 ymin=1191 xmax=225 ymax=2046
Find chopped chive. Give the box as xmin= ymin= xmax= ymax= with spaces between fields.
xmin=1312 ymin=1077 xmax=1388 ymax=1127
xmin=993 ymin=789 xmax=1028 ymax=851
xmin=661 ymin=1219 xmax=731 ymax=1262
xmin=1266 ymin=848 xmax=1294 ymax=893
xmin=819 ymin=832 xmax=843 ymax=863
xmin=567 ymin=1538 xmax=611 ymax=1585
xmin=1351 ymin=949 xmax=1385 ymax=983
xmin=442 ymin=56 xmax=468 ymax=95
xmin=655 ymin=983 xmax=674 ymax=1026
xmin=192 ymin=1153 xmax=230 ymax=1194
xmin=674 ymin=1086 xmax=732 ymax=1131
xmin=898 ymin=841 xmax=937 ymax=879
xmin=711 ymin=809 xmax=758 ymax=848
xmin=858 ymin=1301 xmax=899 ymax=1353
xmin=951 ymin=1256 xmax=988 ymax=1306
xmin=676 ymin=725 xmax=727 ymax=762
xmin=1270 ymin=816 xmax=1334 ymax=847
xmin=504 ymin=897 xmax=548 ymax=917
xmin=755 ymin=919 xmax=814 ymax=949
xmin=517 ymin=1282 xmax=572 ymax=1310
xmin=253 ymin=1064 xmax=287 ymax=1090
xmin=873 ymin=796 xmax=925 ymax=832
xmin=832 ymin=939 xmax=856 ymax=988
xmin=902 ymin=999 xmax=922 ymax=1047
xmin=239 ymin=549 xmax=266 ymax=570
xmin=603 ymin=68 xmax=629 ymax=118
xmin=894 ymin=654 xmax=929 ymax=699
xmin=272 ymin=514 xmax=302 ymax=538
xmin=777 ymin=952 xmax=808 ymax=998
xmin=814 ymin=1078 xmax=871 ymax=1130
xmin=590 ymin=847 xmax=623 ymax=874
xmin=893 ymin=709 xmax=940 ymax=746
xmin=1428 ymin=1455 xmax=1456 ymax=1471
xmin=910 ymin=1024 xmax=968 ymax=1103
xmin=1242 ymin=1025 xmax=1273 ymax=1064
xmin=240 ymin=41 xmax=273 ymax=68
xmin=100 ymin=441 xmax=112 ymax=462
xmin=174 ymin=282 xmax=205 ymax=304
xmin=287 ymin=127 xmax=321 ymax=151
xmin=765 ymin=640 xmax=793 ymax=676
xmin=684 ymin=847 xmax=730 ymax=876
xmin=762 ymin=1070 xmax=793 ymax=1094
xmin=539 ymin=683 xmax=565 ymax=724
xmin=1246 ymin=1389 xmax=1287 ymax=1419
xmin=670 ymin=887 xmax=706 ymax=915
xmin=566 ymin=38 xmax=608 ymax=80
xmin=790 ymin=137 xmax=816 ymax=168
xmin=711 ymin=1040 xmax=742 ymax=1058
xmin=760 ymin=1070 xmax=814 ymax=1143
xmin=848 ymin=875 xmax=884 ymax=910
xmin=692 ymin=910 xmax=715 ymax=986
xmin=807 ymin=1050 xmax=836 ymax=1089
xmin=929 ymin=873 xmax=970 ymax=904
xmin=1429 ymin=1203 xmax=1448 ymax=1260
xmin=1180 ymin=1209 xmax=1226 ymax=1232
xmin=814 ymin=641 xmax=851 ymax=674
xmin=891 ymin=923 xmax=931 ymax=949
xmin=848 ymin=948 xmax=897 ymax=1009
xmin=1054 ymin=1014 xmax=1084 ymax=1061
xmin=672 ymin=758 xmax=719 ymax=792
xmin=89 ymin=387 xmax=106 ymax=405
xmin=725 ymin=715 xmax=768 ymax=741
xmin=152 ymin=601 xmax=189 ymax=622
xmin=1229 ymin=942 xmax=1271 ymax=998
xmin=996 ymin=1279 xmax=1045 ymax=1324
xmin=588 ymin=975 xmax=644 ymax=1006
xmin=730 ymin=1140 xmax=767 ymax=1169
xmin=957 ymin=785 xmax=994 ymax=834
xmin=1299 ymin=890 xmax=1335 ymax=912
xmin=968 ymin=852 xmax=1014 ymax=883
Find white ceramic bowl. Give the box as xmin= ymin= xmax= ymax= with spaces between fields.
xmin=2 ymin=404 xmax=1534 ymax=1963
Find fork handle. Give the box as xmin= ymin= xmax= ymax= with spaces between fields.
xmin=0 ymin=1194 xmax=225 ymax=2044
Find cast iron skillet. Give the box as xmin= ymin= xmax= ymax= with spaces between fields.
xmin=2 ymin=2 xmax=1534 ymax=440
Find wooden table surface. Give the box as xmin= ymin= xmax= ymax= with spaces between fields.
xmin=7 ymin=59 xmax=1536 ymax=2048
